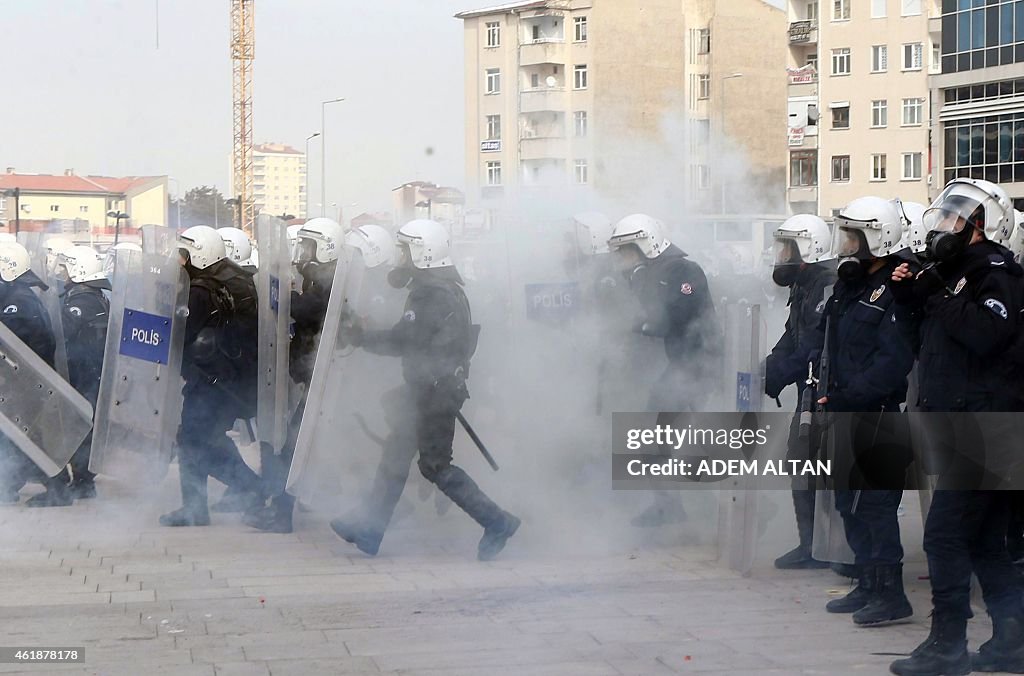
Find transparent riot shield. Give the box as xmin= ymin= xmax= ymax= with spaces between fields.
xmin=141 ymin=224 xmax=179 ymax=257
xmin=286 ymin=253 xmax=406 ymax=511
xmin=716 ymin=303 xmax=766 ymax=574
xmin=0 ymin=323 xmax=94 ymax=477
xmin=255 ymin=215 xmax=293 ymax=454
xmin=16 ymin=232 xmax=70 ymax=381
xmin=88 ymin=249 xmax=188 ymax=483
xmin=811 ymin=417 xmax=856 ymax=564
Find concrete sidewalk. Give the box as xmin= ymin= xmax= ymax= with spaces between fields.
xmin=0 ymin=479 xmax=991 ymax=676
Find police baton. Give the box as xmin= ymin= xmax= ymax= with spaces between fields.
xmin=456 ymin=412 xmax=499 ymax=472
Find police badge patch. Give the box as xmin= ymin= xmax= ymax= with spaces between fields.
xmin=870 ymin=285 xmax=885 ymax=303
xmin=984 ymin=298 xmax=1009 ymax=319
xmin=402 ymin=310 xmax=416 ymax=322
xmin=3 ymin=304 xmax=17 ymax=314
xmin=680 ymin=283 xmax=693 ymax=295
xmin=954 ymin=277 xmax=967 ymax=295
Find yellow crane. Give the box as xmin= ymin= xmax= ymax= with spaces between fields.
xmin=230 ymin=0 xmax=255 ymax=234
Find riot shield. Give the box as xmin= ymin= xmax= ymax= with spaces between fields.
xmin=16 ymin=232 xmax=70 ymax=381
xmin=286 ymin=253 xmax=406 ymax=510
xmin=716 ymin=303 xmax=765 ymax=574
xmin=255 ymin=215 xmax=293 ymax=454
xmin=0 ymin=323 xmax=94 ymax=477
xmin=141 ymin=224 xmax=179 ymax=257
xmin=811 ymin=415 xmax=856 ymax=564
xmin=88 ymin=249 xmax=188 ymax=483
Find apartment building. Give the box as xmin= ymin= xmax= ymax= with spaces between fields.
xmin=929 ymin=0 xmax=1024 ymax=207
xmin=251 ymin=143 xmax=308 ymax=219
xmin=457 ymin=0 xmax=785 ymax=212
xmin=787 ymin=0 xmax=937 ymax=217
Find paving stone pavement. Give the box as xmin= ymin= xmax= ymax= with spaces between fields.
xmin=0 ymin=476 xmax=995 ymax=676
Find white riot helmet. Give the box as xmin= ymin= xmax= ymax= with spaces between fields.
xmin=396 ymin=219 xmax=453 ymax=269
xmin=346 ymin=224 xmax=395 ymax=269
xmin=218 ymin=227 xmax=252 ymax=264
xmin=772 ymin=214 xmax=834 ymax=265
xmin=294 ymin=217 xmax=345 ymax=264
xmin=832 ymin=197 xmax=906 ymax=259
xmin=608 ymin=214 xmax=672 ymax=259
xmin=45 ymin=236 xmax=74 ymax=257
xmin=102 ymin=242 xmax=143 ymax=279
xmin=0 ymin=242 xmax=31 ymax=282
xmin=178 ymin=225 xmax=226 ymax=270
xmin=924 ymin=177 xmax=1014 ymax=242
xmin=0 ymin=233 xmax=16 ymax=243
xmin=572 ymin=212 xmax=614 ymax=256
xmin=1009 ymin=210 xmax=1024 ymax=263
xmin=58 ymin=245 xmax=107 ymax=283
xmin=895 ymin=201 xmax=929 ymax=254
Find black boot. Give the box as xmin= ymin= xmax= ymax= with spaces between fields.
xmin=159 ymin=506 xmax=211 ymax=527
xmin=69 ymin=478 xmax=96 ymax=500
xmin=243 ymin=493 xmax=294 ymax=534
xmin=854 ymin=564 xmax=913 ymax=626
xmin=26 ymin=473 xmax=73 ymax=508
xmin=889 ymin=614 xmax=970 ymax=676
xmin=210 ymin=484 xmax=250 ymax=513
xmin=832 ymin=562 xmax=860 ymax=579
xmin=478 ymin=511 xmax=521 ymax=561
xmin=329 ymin=518 xmax=383 ymax=556
xmin=826 ymin=566 xmax=875 ymax=614
xmin=971 ymin=613 xmax=1024 ymax=673
xmin=776 ymin=490 xmax=829 ymax=569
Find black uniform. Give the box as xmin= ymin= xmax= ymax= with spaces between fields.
xmin=355 ymin=268 xmax=513 ymax=548
xmin=629 ymin=244 xmax=721 ymax=412
xmin=817 ymin=259 xmax=915 ymax=625
xmin=166 ymin=259 xmax=262 ymax=524
xmin=764 ymin=261 xmax=835 ymax=566
xmin=61 ymin=282 xmax=109 ymax=488
xmin=0 ymin=276 xmax=58 ymax=497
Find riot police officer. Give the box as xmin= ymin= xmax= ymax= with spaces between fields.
xmin=607 ymin=214 xmax=721 ymax=528
xmin=763 ymin=215 xmax=836 ymax=570
xmin=244 ymin=218 xmax=345 ymax=533
xmin=160 ymin=226 xmax=263 ymax=527
xmin=26 ymin=246 xmax=110 ymax=504
xmin=816 ymin=197 xmax=915 ymax=627
xmin=329 ymin=219 xmax=520 ymax=561
xmin=890 ymin=179 xmax=1024 ymax=676
xmin=0 ymin=242 xmax=67 ymax=504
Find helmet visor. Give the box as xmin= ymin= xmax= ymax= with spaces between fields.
xmin=923 ymin=194 xmax=984 ymax=234
xmin=772 ymin=237 xmax=803 ymax=266
xmin=833 ymin=227 xmax=871 ymax=259
xmin=293 ymin=238 xmax=317 ymax=264
xmin=394 ymin=242 xmax=412 ymax=268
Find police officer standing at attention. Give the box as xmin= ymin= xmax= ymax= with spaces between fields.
xmin=244 ymin=218 xmax=344 ymax=533
xmin=607 ymin=214 xmax=721 ymax=528
xmin=330 ymin=219 xmax=520 ymax=561
xmin=763 ymin=215 xmax=836 ymax=570
xmin=27 ymin=246 xmax=110 ymax=505
xmin=160 ymin=226 xmax=264 ymax=527
xmin=816 ymin=197 xmax=915 ymax=627
xmin=0 ymin=242 xmax=67 ymax=504
xmin=890 ymin=178 xmax=1024 ymax=676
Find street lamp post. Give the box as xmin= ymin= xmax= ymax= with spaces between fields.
xmin=107 ymin=210 xmax=129 ymax=245
xmin=321 ymin=97 xmax=345 ymax=217
xmin=719 ymin=73 xmax=744 ymax=214
xmin=304 ymin=132 xmax=320 ymax=219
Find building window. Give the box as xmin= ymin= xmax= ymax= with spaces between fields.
xmin=486 ymin=115 xmax=501 ymax=140
xmin=697 ymin=74 xmax=710 ymax=100
xmin=902 ymin=98 xmax=923 ymax=126
xmin=574 ymin=16 xmax=587 ymax=42
xmin=50 ymin=204 xmax=59 ymax=212
xmin=697 ymin=28 xmax=711 ymax=54
xmin=574 ymin=64 xmax=588 ymax=90
xmin=574 ymin=159 xmax=589 ymax=184
xmin=486 ymin=161 xmax=502 ymax=186
xmin=941 ymin=114 xmax=1024 ymax=186
xmin=574 ymin=111 xmax=588 ymax=137
xmin=903 ymin=43 xmax=923 ymax=70
xmin=872 ymin=45 xmax=888 ymax=72
xmin=807 ymin=0 xmax=818 ymax=23
xmin=871 ymin=0 xmax=886 ymax=18
xmin=902 ymin=152 xmax=923 ymax=180
xmin=485 ymin=68 xmax=501 ymax=94
xmin=831 ymin=155 xmax=851 ymax=182
xmin=833 ymin=0 xmax=850 ymax=21
xmin=807 ymin=52 xmax=818 ymax=70
xmin=79 ymin=205 xmax=88 ymax=213
xmin=832 ymin=48 xmax=851 ymax=75
xmin=790 ymin=151 xmax=818 ymax=186
xmin=697 ymin=165 xmax=711 ymax=190
xmin=902 ymin=0 xmax=921 ymax=16
xmin=832 ymin=105 xmax=850 ymax=129
xmin=872 ymin=100 xmax=888 ymax=128
xmin=486 ymin=21 xmax=500 ymax=48
xmin=871 ymin=154 xmax=888 ymax=181
xmin=931 ymin=43 xmax=941 ymax=72
xmin=0 ymin=198 xmax=5 ymax=212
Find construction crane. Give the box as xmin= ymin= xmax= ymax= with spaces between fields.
xmin=230 ymin=0 xmax=255 ymax=234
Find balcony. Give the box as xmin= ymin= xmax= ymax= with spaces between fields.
xmin=520 ymin=87 xmax=568 ymax=113
xmin=520 ymin=40 xmax=566 ymax=67
xmin=520 ymin=136 xmax=569 ymax=161
xmin=788 ymin=21 xmax=817 ymax=45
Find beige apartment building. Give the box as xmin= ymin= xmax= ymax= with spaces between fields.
xmin=457 ymin=0 xmax=786 ymax=212
xmin=787 ymin=0 xmax=938 ymax=218
xmin=251 ymin=143 xmax=308 ymax=219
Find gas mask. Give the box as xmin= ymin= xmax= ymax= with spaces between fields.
xmin=771 ymin=239 xmax=803 ymax=287
xmin=837 ymin=257 xmax=867 ymax=283
xmin=925 ymin=225 xmax=973 ymax=263
xmin=388 ymin=243 xmax=415 ymax=289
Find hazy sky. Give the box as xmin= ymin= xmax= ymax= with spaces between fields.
xmin=1 ymin=0 xmax=472 ymax=216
